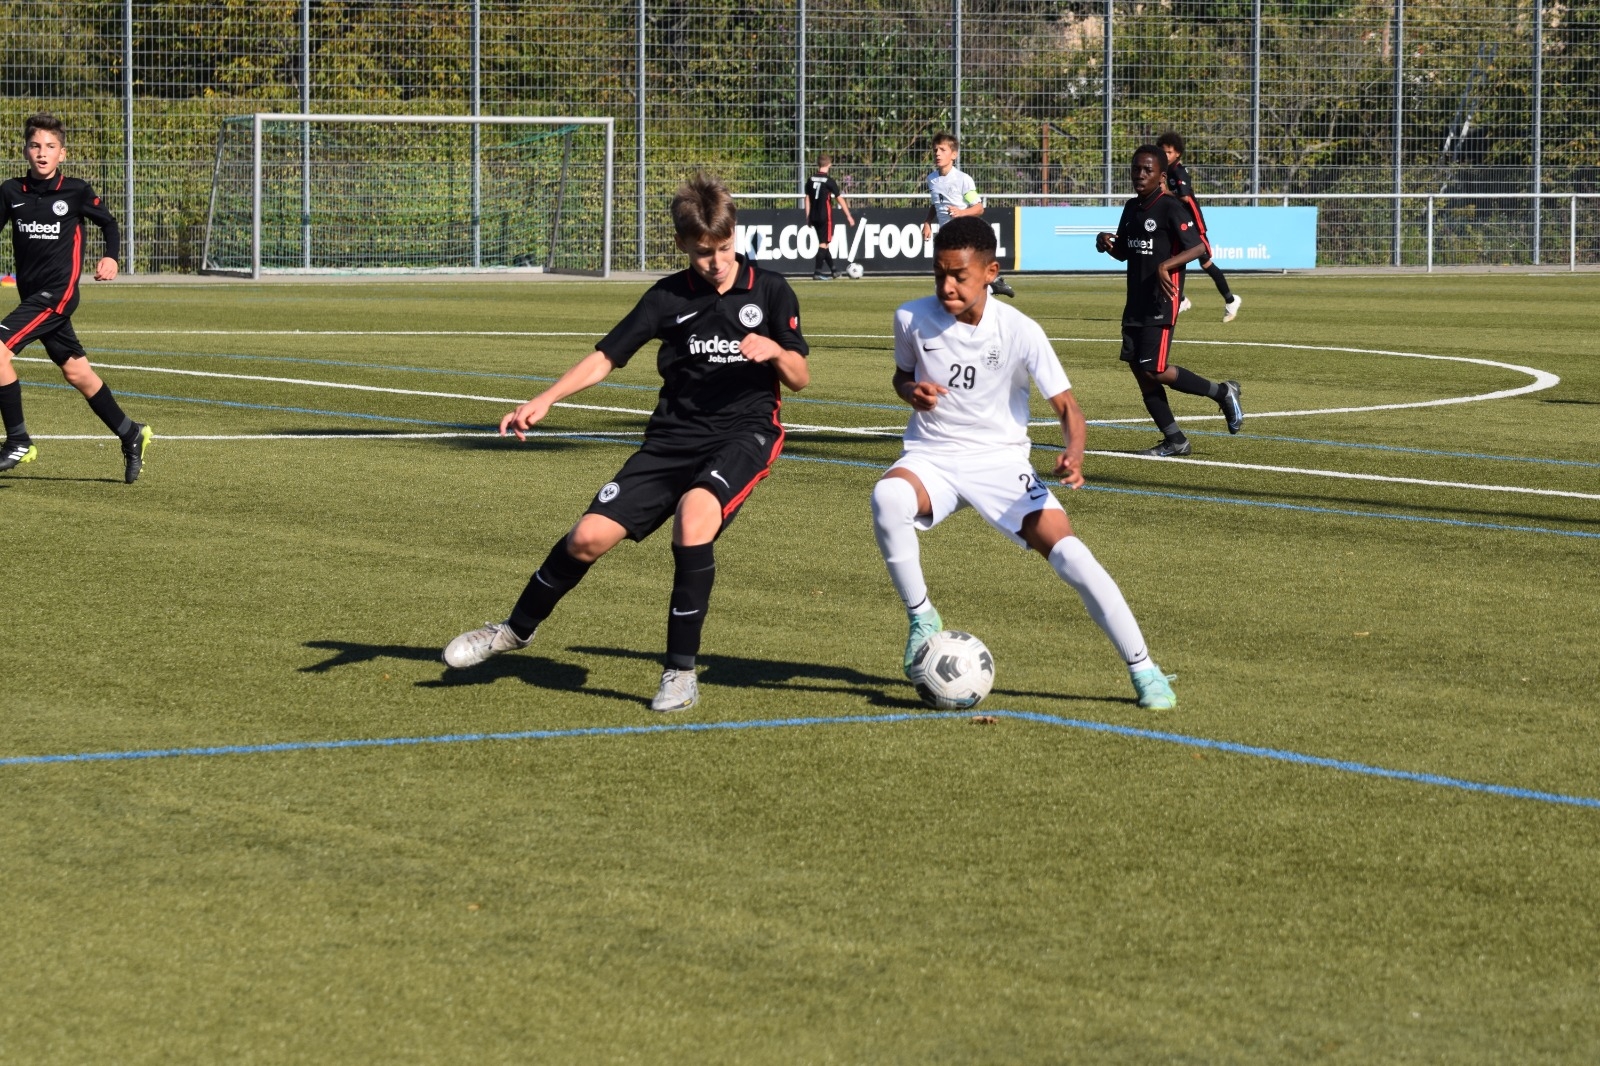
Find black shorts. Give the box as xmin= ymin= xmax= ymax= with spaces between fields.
xmin=585 ymin=432 xmax=784 ymax=541
xmin=1120 ymin=324 xmax=1174 ymax=374
xmin=0 ymin=296 xmax=86 ymax=365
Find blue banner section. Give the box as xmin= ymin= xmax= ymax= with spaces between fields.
xmin=1017 ymin=206 xmax=1318 ymax=271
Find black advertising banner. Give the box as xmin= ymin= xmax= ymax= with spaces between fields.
xmin=732 ymin=208 xmax=1015 ymax=276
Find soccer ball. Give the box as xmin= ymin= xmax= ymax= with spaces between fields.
xmin=908 ymin=630 xmax=995 ymax=710
xmin=845 ymin=262 xmax=865 ymax=279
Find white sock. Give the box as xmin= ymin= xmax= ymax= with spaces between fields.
xmin=871 ymin=477 xmax=932 ymax=615
xmin=1047 ymin=536 xmax=1154 ymax=674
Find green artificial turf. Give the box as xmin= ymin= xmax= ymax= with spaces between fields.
xmin=1 ymin=273 xmax=1597 ymax=1063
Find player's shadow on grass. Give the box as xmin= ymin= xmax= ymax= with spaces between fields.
xmin=567 ymin=645 xmax=1128 ymax=709
xmin=439 ymin=434 xmax=642 ymax=454
xmin=3 ymin=474 xmax=123 ymax=484
xmin=298 ymin=639 xmax=639 ymax=702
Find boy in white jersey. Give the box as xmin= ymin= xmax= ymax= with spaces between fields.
xmin=920 ymin=131 xmax=1015 ymax=299
xmin=871 ymin=216 xmax=1176 ymax=710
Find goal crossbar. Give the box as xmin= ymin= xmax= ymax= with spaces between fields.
xmin=202 ymin=113 xmax=615 ymax=279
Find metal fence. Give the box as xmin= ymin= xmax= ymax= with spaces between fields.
xmin=2 ymin=0 xmax=1596 ymax=274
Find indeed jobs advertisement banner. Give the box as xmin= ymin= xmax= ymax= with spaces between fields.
xmin=1016 ymin=206 xmax=1318 ymax=271
xmin=734 ymin=208 xmax=1015 ymax=275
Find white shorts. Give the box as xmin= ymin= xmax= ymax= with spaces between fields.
xmin=890 ymin=448 xmax=1063 ymax=549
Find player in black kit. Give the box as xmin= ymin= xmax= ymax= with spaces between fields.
xmin=0 ymin=113 xmax=152 ymax=482
xmin=443 ymin=173 xmax=810 ymax=712
xmin=804 ymin=154 xmax=854 ymax=280
xmin=1096 ymin=145 xmax=1243 ymax=457
xmin=1157 ymin=131 xmax=1242 ymax=323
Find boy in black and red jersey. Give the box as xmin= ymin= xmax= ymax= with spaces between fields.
xmin=443 ymin=173 xmax=810 ymax=712
xmin=0 ymin=113 xmax=151 ymax=482
xmin=1157 ymin=131 xmax=1242 ymax=323
xmin=1096 ymin=145 xmax=1243 ymax=457
xmin=804 ymin=154 xmax=854 ymax=280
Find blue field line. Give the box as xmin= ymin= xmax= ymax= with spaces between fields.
xmin=777 ymin=449 xmax=1600 ymax=541
xmin=1080 ymin=484 xmax=1600 ymax=540
xmin=1093 ymin=423 xmax=1600 ymax=470
xmin=5 ymin=708 xmax=1596 ymax=810
xmin=22 ymin=382 xmax=1592 ymax=541
xmin=50 ymin=347 xmax=1595 ymax=464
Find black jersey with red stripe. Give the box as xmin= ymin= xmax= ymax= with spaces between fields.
xmin=0 ymin=172 xmax=119 ymax=305
xmin=806 ymin=172 xmax=841 ymax=225
xmin=1114 ymin=188 xmax=1202 ymax=326
xmin=597 ymin=255 xmax=808 ymax=446
xmin=1164 ymin=161 xmax=1209 ymax=235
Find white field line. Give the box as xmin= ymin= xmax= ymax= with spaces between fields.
xmin=33 ymin=431 xmax=639 ymax=441
xmin=20 ymin=355 xmax=1585 ymax=503
xmin=15 ymin=356 xmax=645 ymax=418
xmin=83 ymin=329 xmax=599 ymax=337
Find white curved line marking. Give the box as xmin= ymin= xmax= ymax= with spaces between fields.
xmin=1045 ymin=337 xmax=1561 ymax=422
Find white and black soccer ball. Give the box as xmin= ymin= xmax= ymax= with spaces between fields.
xmin=845 ymin=261 xmax=865 ymax=279
xmin=908 ymin=630 xmax=995 ymax=710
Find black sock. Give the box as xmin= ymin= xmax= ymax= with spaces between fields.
xmin=666 ymin=542 xmax=716 ymax=670
xmin=0 ymin=381 xmax=27 ymax=443
xmin=1206 ymin=263 xmax=1232 ymax=300
xmin=1139 ymin=385 xmax=1181 ymax=438
xmin=86 ymin=385 xmax=135 ymax=439
xmin=1170 ymin=367 xmax=1221 ymax=399
xmin=507 ymin=537 xmax=593 ymax=640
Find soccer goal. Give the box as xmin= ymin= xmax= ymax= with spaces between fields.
xmin=201 ymin=114 xmax=614 ymax=278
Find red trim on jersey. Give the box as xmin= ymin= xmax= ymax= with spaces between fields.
xmin=56 ymin=224 xmax=82 ymax=312
xmin=823 ymin=201 xmax=834 ymax=242
xmin=1155 ymin=324 xmax=1173 ymax=374
xmin=1182 ymin=194 xmax=1209 ymax=239
xmin=7 ymin=308 xmax=55 ymax=347
xmin=720 ymin=389 xmax=787 ymax=519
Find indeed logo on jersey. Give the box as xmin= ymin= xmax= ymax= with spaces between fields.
xmin=688 ymin=334 xmax=749 ymax=363
xmin=17 ymin=219 xmax=62 ymax=239
xmin=1126 ymin=236 xmax=1156 ymax=254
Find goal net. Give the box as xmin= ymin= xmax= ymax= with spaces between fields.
xmin=201 ymin=114 xmax=614 ymax=278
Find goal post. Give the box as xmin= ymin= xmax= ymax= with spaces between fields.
xmin=202 ymin=114 xmax=614 ymax=279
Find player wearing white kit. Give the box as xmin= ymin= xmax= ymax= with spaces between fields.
xmin=871 ymin=216 xmax=1177 ymax=710
xmin=920 ymin=132 xmax=1014 ymax=299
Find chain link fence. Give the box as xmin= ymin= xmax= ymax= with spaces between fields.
xmin=2 ymin=0 xmax=1595 ymax=274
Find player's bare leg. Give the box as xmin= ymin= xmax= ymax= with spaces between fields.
xmin=1019 ymin=509 xmax=1175 ymax=710
xmin=872 ymin=468 xmax=943 ymax=675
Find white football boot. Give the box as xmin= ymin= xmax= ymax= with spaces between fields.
xmin=651 ymin=668 xmax=700 ymax=712
xmin=443 ymin=621 xmax=531 ymax=668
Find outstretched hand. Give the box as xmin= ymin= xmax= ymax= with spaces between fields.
xmin=499 ymin=397 xmax=553 ymax=441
